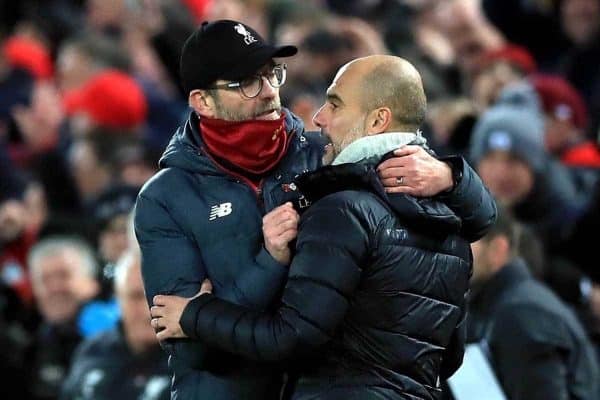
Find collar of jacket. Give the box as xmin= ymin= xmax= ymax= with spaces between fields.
xmin=295 ymin=153 xmax=462 ymax=234
xmin=471 ymin=257 xmax=531 ymax=312
xmin=332 ymin=131 xmax=426 ymax=165
xmin=158 ymin=108 xmax=305 ymax=175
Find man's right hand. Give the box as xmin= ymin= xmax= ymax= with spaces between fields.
xmin=262 ymin=202 xmax=299 ymax=265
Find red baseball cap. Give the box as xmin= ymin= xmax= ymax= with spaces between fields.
xmin=2 ymin=35 xmax=53 ymax=79
xmin=63 ymin=70 xmax=147 ymax=130
xmin=478 ymin=44 xmax=537 ymax=75
xmin=530 ymin=74 xmax=588 ymax=130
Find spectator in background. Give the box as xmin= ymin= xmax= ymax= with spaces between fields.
xmin=471 ymin=44 xmax=537 ymax=111
xmin=26 ymin=236 xmax=111 ymax=400
xmin=530 ymin=73 xmax=600 ymax=168
xmin=469 ymin=100 xmax=585 ymax=249
xmin=63 ymin=69 xmax=147 ymax=137
xmin=558 ymin=0 xmax=600 ymax=136
xmin=61 ymin=248 xmax=169 ymax=400
xmin=55 ymin=32 xmax=130 ymax=93
xmin=469 ymin=100 xmax=600 ymax=328
xmin=90 ymin=185 xmax=140 ymax=298
xmin=434 ymin=0 xmax=506 ymax=83
xmin=467 ymin=207 xmax=599 ymax=400
xmin=0 ymin=168 xmax=35 ymax=307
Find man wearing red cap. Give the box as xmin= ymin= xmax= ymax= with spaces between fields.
xmin=135 ymin=20 xmax=496 ymax=399
xmin=63 ymin=69 xmax=148 ymax=135
xmin=530 ymin=73 xmax=600 ymax=168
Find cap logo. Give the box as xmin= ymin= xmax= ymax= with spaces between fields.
xmin=554 ymin=104 xmax=572 ymax=122
xmin=234 ymin=23 xmax=257 ymax=45
xmin=488 ymin=130 xmax=512 ymax=151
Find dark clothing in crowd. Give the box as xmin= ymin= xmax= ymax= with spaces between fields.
xmin=28 ymin=318 xmax=84 ymax=400
xmin=179 ymin=151 xmax=496 ymax=399
xmin=468 ymin=259 xmax=599 ymax=400
xmin=61 ymin=324 xmax=170 ymax=400
xmin=134 ymin=109 xmax=325 ymax=400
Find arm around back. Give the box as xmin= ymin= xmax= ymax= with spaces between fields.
xmin=438 ymin=156 xmax=497 ymax=242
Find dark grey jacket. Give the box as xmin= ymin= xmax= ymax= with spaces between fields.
xmin=468 ymin=259 xmax=600 ymax=400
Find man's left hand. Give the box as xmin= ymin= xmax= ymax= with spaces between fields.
xmin=378 ymin=145 xmax=453 ymax=196
xmin=150 ymin=279 xmax=213 ymax=341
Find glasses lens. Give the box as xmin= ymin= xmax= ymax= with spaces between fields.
xmin=240 ymin=76 xmax=262 ymax=98
xmin=269 ymin=64 xmax=286 ymax=87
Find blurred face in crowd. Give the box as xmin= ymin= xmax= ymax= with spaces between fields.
xmin=56 ymin=44 xmax=93 ymax=93
xmin=477 ymin=150 xmax=535 ymax=207
xmin=544 ymin=116 xmax=579 ymax=154
xmin=313 ymin=61 xmax=368 ymax=159
xmin=193 ymin=62 xmax=283 ymax=122
xmin=99 ymin=214 xmax=130 ymax=264
xmin=0 ymin=199 xmax=27 ymax=243
xmin=68 ymin=140 xmax=111 ymax=200
xmin=471 ymin=62 xmax=524 ymax=110
xmin=31 ymin=248 xmax=99 ymax=324
xmin=471 ymin=234 xmax=510 ymax=287
xmin=561 ymin=0 xmax=600 ymax=45
xmin=117 ymin=259 xmax=157 ymax=354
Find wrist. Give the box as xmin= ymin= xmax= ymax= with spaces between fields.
xmin=440 ymin=158 xmax=463 ymax=194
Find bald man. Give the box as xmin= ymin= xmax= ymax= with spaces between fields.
xmin=151 ymin=56 xmax=490 ymax=399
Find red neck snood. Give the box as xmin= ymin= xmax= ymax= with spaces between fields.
xmin=200 ymin=113 xmax=289 ymax=175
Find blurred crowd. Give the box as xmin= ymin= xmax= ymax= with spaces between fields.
xmin=1 ymin=0 xmax=599 ymax=399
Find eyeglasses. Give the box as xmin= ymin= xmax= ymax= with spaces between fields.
xmin=207 ymin=64 xmax=287 ymax=98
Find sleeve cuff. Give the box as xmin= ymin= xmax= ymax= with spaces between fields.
xmin=438 ymin=156 xmax=465 ymax=197
xmin=256 ymin=246 xmax=288 ymax=274
xmin=180 ymin=294 xmax=216 ymax=339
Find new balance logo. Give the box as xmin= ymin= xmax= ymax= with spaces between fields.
xmin=209 ymin=202 xmax=232 ymax=220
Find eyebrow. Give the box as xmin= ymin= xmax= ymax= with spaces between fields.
xmin=326 ymin=93 xmax=343 ymax=105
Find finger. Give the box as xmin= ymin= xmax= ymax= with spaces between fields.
xmin=393 ymin=145 xmax=422 ymax=157
xmin=156 ymin=329 xmax=169 ymax=341
xmin=153 ymin=295 xmax=165 ymax=306
xmin=264 ymin=203 xmax=298 ymax=222
xmin=377 ymin=166 xmax=408 ymax=180
xmin=278 ymin=229 xmax=298 ymax=243
xmin=380 ymin=177 xmax=413 ymax=189
xmin=200 ymin=279 xmax=213 ymax=295
xmin=385 ymin=186 xmax=417 ymax=195
xmin=150 ymin=305 xmax=164 ymax=318
xmin=264 ymin=219 xmax=299 ymax=237
xmin=377 ymin=157 xmax=406 ymax=172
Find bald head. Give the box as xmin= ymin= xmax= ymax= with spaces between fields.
xmin=347 ymin=55 xmax=427 ymax=132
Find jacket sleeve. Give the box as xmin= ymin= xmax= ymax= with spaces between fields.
xmin=134 ymin=193 xmax=210 ymax=366
xmin=179 ymin=197 xmax=370 ymax=361
xmin=490 ymin=306 xmax=571 ymax=400
xmin=438 ymin=156 xmax=497 ymax=242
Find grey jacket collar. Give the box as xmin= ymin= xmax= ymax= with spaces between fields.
xmin=332 ymin=131 xmax=427 ymax=165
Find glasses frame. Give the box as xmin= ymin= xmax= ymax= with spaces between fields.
xmin=207 ymin=63 xmax=287 ymax=98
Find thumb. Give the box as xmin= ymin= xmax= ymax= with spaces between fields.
xmin=198 ymin=279 xmax=213 ymax=297
xmin=393 ymin=145 xmax=420 ymax=157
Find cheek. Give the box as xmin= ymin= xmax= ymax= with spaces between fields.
xmin=513 ymin=164 xmax=534 ymax=192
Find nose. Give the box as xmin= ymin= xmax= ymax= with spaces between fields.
xmin=312 ymin=104 xmax=326 ymax=128
xmin=258 ymin=76 xmax=277 ymax=100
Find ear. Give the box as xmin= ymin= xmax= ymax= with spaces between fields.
xmin=189 ymin=90 xmax=216 ymax=118
xmin=365 ymin=107 xmax=392 ymax=135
